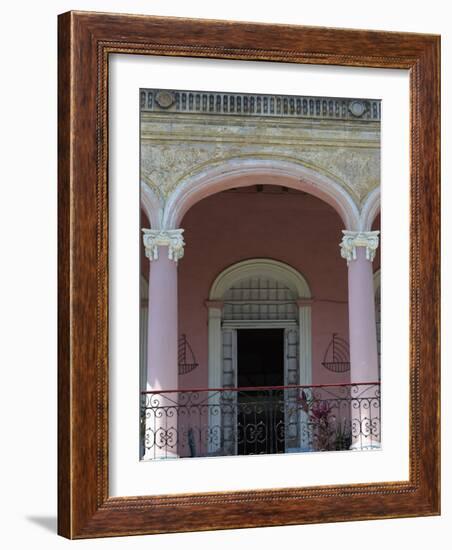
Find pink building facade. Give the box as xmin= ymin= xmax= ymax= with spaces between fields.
xmin=139 ymin=89 xmax=381 ymax=459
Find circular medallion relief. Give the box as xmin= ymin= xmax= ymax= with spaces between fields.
xmin=155 ymin=91 xmax=175 ymax=109
xmin=348 ymin=100 xmax=367 ymax=118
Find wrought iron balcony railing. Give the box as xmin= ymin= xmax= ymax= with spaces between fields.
xmin=140 ymin=383 xmax=380 ymax=460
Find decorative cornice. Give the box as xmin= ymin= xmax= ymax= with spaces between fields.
xmin=142 ymin=229 xmax=185 ymax=262
xmin=141 ymin=88 xmax=381 ymax=122
xmin=340 ymin=230 xmax=380 ymax=265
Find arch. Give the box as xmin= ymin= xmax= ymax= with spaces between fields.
xmin=163 ymin=157 xmax=360 ymax=230
xmin=140 ymin=181 xmax=163 ymax=229
xmin=209 ymin=258 xmax=311 ymax=300
xmin=360 ymin=187 xmax=380 ymax=231
xmin=206 ymin=258 xmax=313 ymax=452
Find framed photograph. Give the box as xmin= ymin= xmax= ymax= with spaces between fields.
xmin=58 ymin=11 xmax=440 ymax=538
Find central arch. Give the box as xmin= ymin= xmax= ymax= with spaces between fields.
xmin=162 ymin=157 xmax=360 ymax=231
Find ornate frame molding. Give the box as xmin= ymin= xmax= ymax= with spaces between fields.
xmin=58 ymin=11 xmax=440 ymax=538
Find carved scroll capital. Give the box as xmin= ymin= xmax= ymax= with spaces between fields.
xmin=142 ymin=228 xmax=185 ymax=262
xmin=340 ymin=230 xmax=380 ymax=265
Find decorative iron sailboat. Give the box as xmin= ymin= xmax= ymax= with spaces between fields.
xmin=321 ymin=333 xmax=350 ymax=373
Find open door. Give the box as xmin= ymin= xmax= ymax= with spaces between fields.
xmin=236 ymin=329 xmax=285 ymax=455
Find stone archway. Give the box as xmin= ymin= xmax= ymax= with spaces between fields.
xmin=162 ymin=157 xmax=361 ymax=231
xmin=360 ymin=187 xmax=380 ymax=231
xmin=206 ymin=259 xmax=312 ymax=454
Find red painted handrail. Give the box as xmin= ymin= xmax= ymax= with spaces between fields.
xmin=141 ymin=381 xmax=380 ymax=395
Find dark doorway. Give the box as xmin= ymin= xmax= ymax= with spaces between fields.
xmin=236 ymin=329 xmax=285 ymax=455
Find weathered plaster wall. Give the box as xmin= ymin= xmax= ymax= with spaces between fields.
xmin=141 ymin=110 xmax=380 ymax=214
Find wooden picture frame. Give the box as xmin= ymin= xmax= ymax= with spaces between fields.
xmin=58 ymin=10 xmax=440 ymax=538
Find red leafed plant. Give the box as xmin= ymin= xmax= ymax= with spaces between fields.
xmin=297 ymin=390 xmax=349 ymax=451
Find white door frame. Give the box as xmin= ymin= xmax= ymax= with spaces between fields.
xmin=208 ymin=259 xmax=312 ymax=389
xmin=207 ymin=259 xmax=312 ymax=454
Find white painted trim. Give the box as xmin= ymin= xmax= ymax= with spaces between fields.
xmin=298 ymin=305 xmax=313 ymax=386
xmin=360 ymin=187 xmax=381 ymax=231
xmin=209 ymin=258 xmax=311 ymax=300
xmin=222 ymin=320 xmax=298 ymax=330
xmin=231 ymin=329 xmax=239 ymax=456
xmin=140 ymin=180 xmax=163 ymax=229
xmin=207 ymin=305 xmax=223 ymax=454
xmin=207 ymin=306 xmax=223 ymax=389
xmin=219 ymin=328 xmax=238 ymax=456
xmin=232 ymin=330 xmax=238 ymax=387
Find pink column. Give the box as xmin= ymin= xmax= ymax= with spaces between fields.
xmin=142 ymin=229 xmax=185 ymax=459
xmin=347 ymin=246 xmax=379 ymax=381
xmin=147 ymin=250 xmax=179 ymax=391
xmin=340 ymin=230 xmax=380 ymax=450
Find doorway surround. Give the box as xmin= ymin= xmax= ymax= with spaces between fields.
xmin=206 ymin=258 xmax=312 ymax=454
xmin=207 ymin=258 xmax=312 ymax=389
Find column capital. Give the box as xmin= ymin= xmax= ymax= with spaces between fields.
xmin=142 ymin=228 xmax=185 ymax=262
xmin=340 ymin=230 xmax=379 ymax=265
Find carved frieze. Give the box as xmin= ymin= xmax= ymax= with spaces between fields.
xmin=141 ymin=89 xmax=380 ymax=121
xmin=140 ymin=88 xmax=381 ymax=214
xmin=141 ymin=141 xmax=380 ymax=205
